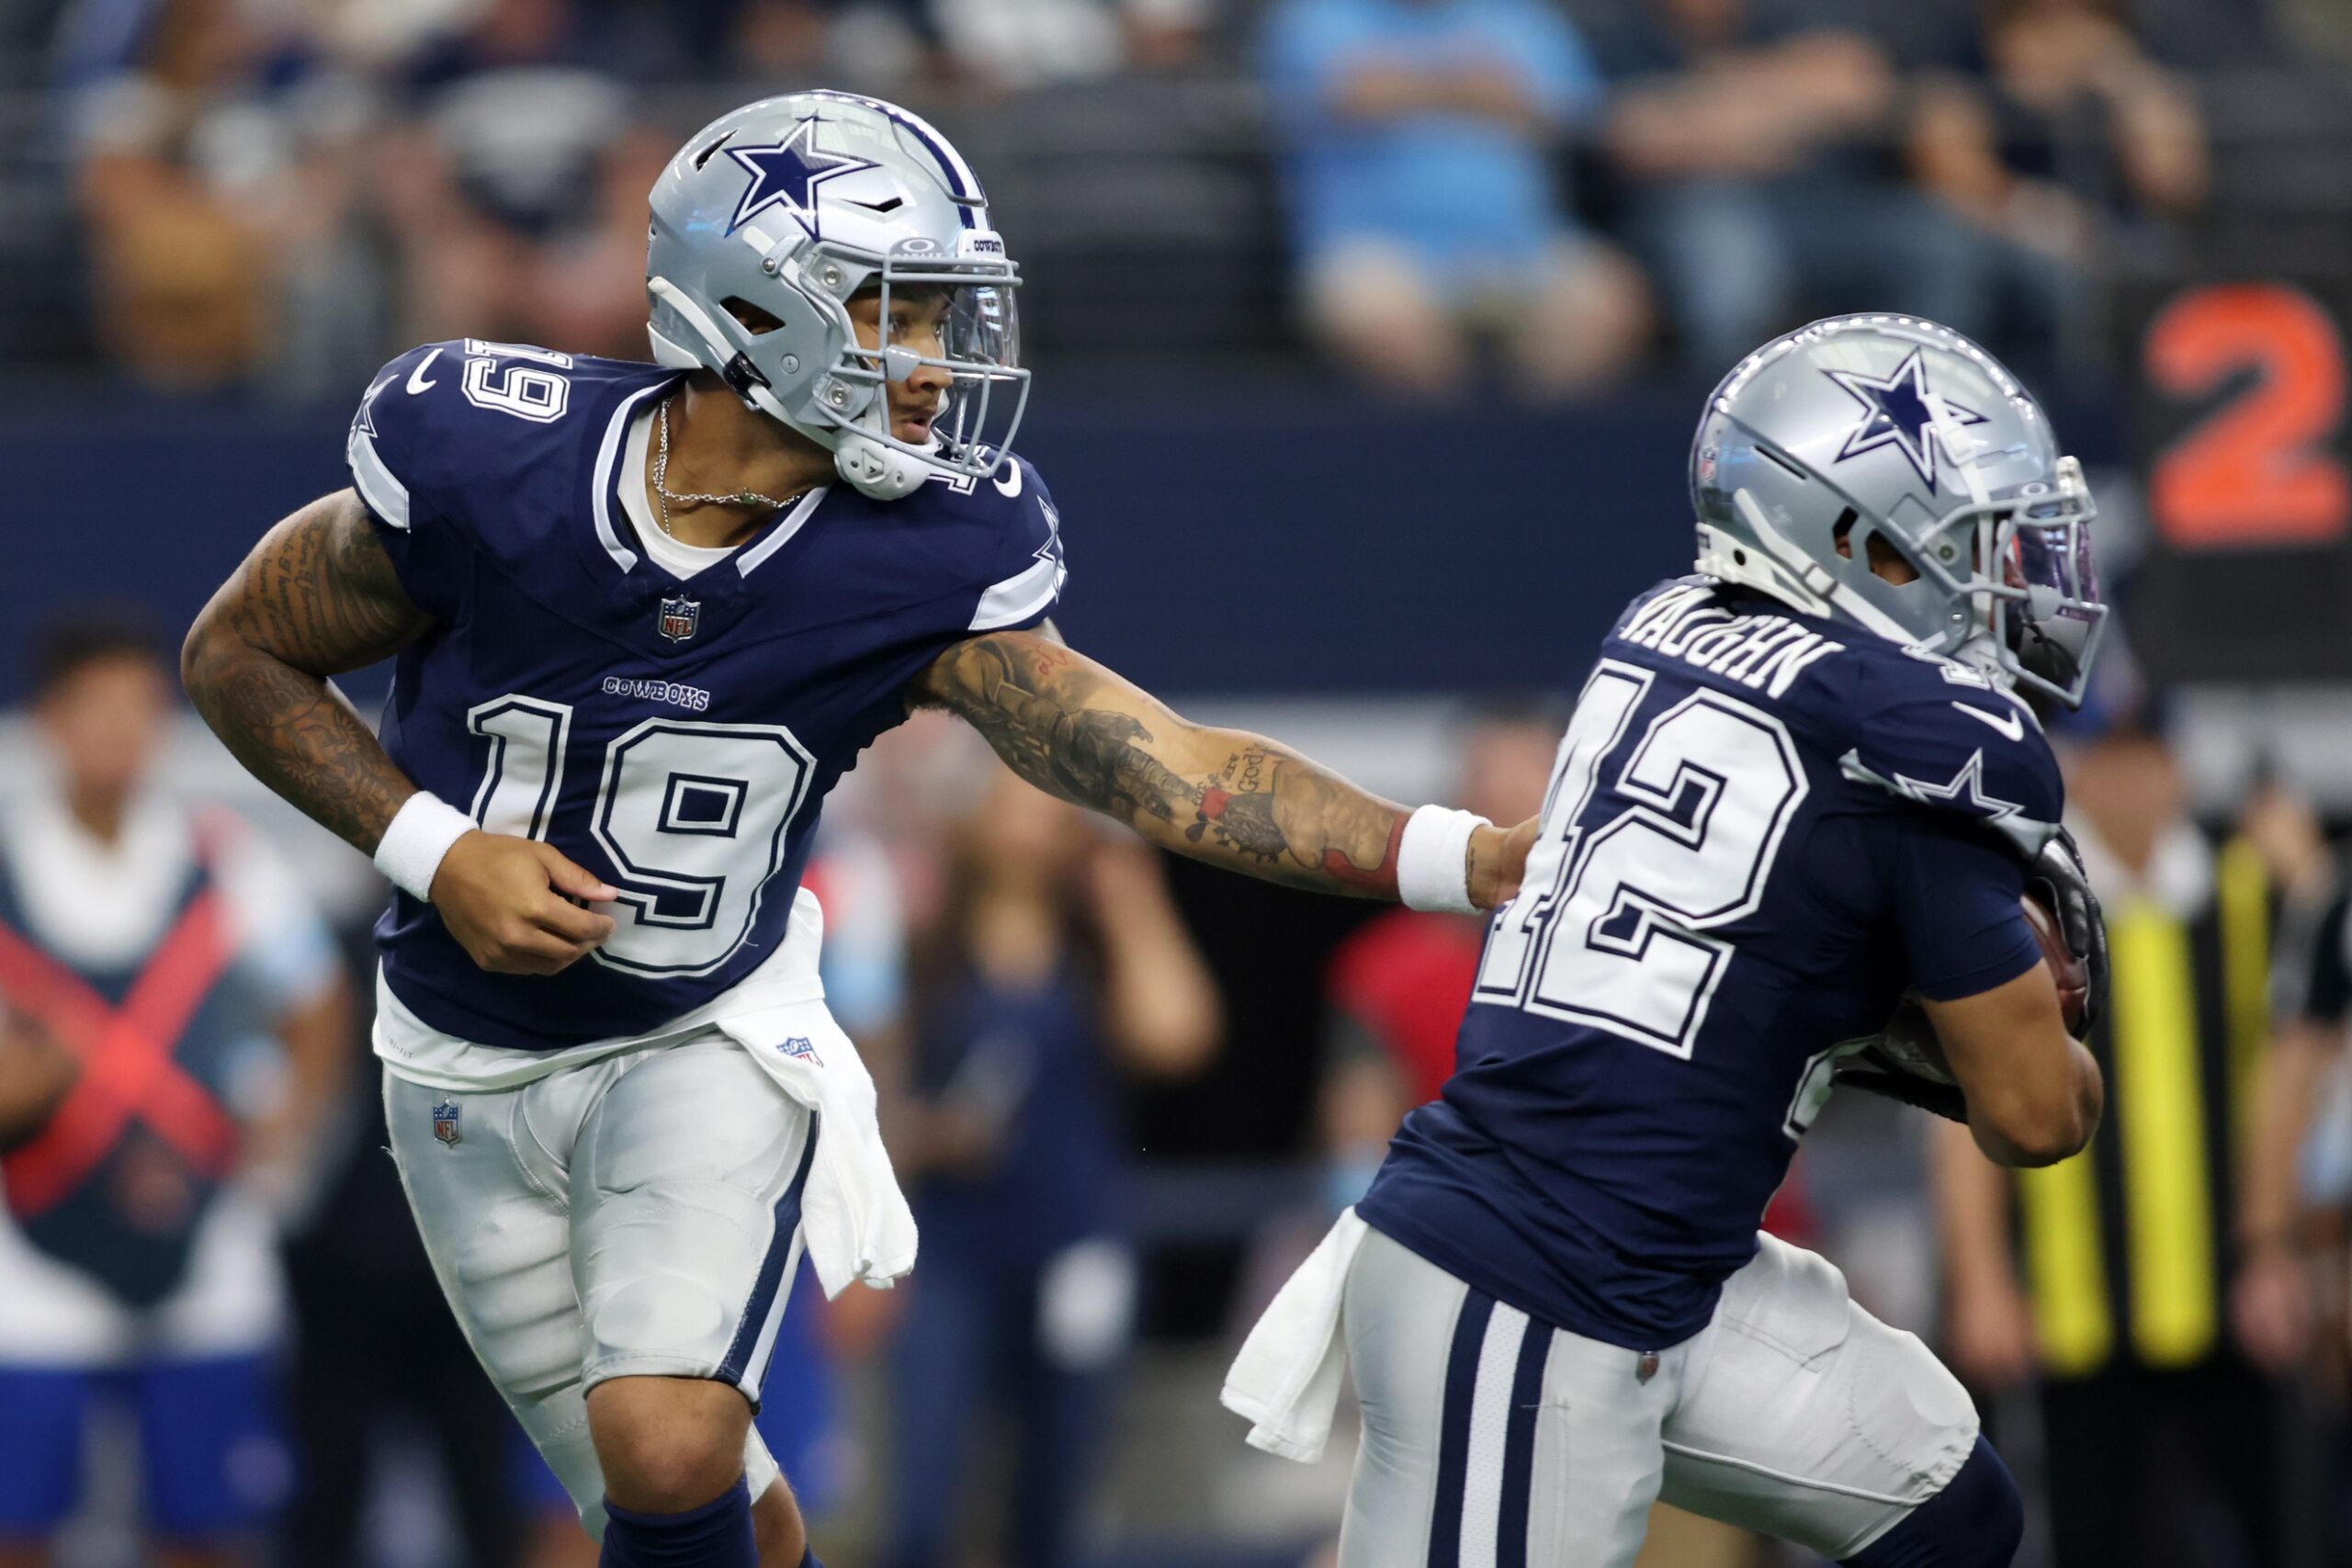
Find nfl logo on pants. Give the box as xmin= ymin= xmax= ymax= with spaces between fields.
xmin=658 ymin=595 xmax=701 ymax=644
xmin=432 ymin=1100 xmax=462 ymax=1147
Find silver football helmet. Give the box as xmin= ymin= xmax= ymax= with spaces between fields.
xmin=1691 ymin=314 xmax=2106 ymax=706
xmin=647 ymin=91 xmax=1027 ymax=501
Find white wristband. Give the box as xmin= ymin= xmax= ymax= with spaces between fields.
xmin=374 ymin=792 xmax=474 ymax=903
xmin=1397 ymin=804 xmax=1489 ymax=915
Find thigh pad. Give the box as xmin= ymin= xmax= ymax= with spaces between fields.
xmin=1660 ymin=1235 xmax=1979 ymax=1560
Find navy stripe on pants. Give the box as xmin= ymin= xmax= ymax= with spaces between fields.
xmin=717 ymin=1112 xmax=820 ymax=1393
xmin=1496 ymin=1315 xmax=1554 ymax=1568
xmin=1427 ymin=1290 xmax=1495 ymax=1568
xmin=1424 ymin=1293 xmax=1559 ymax=1568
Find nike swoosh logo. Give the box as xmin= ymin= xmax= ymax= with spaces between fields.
xmin=992 ymin=461 xmax=1023 ymax=499
xmin=406 ymin=347 xmax=442 ymax=395
xmin=1951 ymin=703 xmax=2024 ymax=742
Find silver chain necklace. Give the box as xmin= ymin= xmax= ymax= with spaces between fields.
xmin=651 ymin=395 xmax=798 ymax=538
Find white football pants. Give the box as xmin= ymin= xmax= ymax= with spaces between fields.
xmin=383 ymin=1034 xmax=815 ymax=1535
xmin=1339 ymin=1226 xmax=1980 ymax=1568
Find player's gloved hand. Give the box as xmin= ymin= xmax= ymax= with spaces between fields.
xmin=430 ymin=831 xmax=619 ymax=976
xmin=2025 ymin=827 xmax=2108 ymax=1041
xmin=1833 ymin=1044 xmax=1971 ymax=1123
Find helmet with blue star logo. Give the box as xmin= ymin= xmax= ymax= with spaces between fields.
xmin=647 ymin=91 xmax=1025 ymax=501
xmin=1690 ymin=314 xmax=2107 ymax=706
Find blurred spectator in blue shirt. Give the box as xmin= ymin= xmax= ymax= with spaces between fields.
xmin=1262 ymin=0 xmax=1650 ymax=400
xmin=882 ymin=774 xmax=1219 ymax=1568
xmin=1599 ymin=0 xmax=1990 ymax=374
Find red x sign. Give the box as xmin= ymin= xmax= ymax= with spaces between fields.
xmin=0 ymin=889 xmax=240 ymax=1218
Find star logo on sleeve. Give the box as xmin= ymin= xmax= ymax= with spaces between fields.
xmin=725 ymin=117 xmax=878 ymax=237
xmin=355 ymin=369 xmax=392 ymax=436
xmin=1890 ymin=748 xmax=2020 ymax=821
xmin=1825 ymin=348 xmax=1986 ymax=494
xmin=1037 ymin=495 xmax=1064 ymax=566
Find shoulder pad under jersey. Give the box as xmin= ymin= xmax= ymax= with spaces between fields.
xmin=345 ymin=341 xmax=671 ymax=616
xmin=1838 ymin=645 xmax=2064 ymax=857
xmin=904 ymin=451 xmax=1068 ymax=634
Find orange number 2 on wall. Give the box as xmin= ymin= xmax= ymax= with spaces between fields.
xmin=2146 ymin=282 xmax=2351 ymax=547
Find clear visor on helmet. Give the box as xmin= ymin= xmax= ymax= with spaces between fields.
xmin=832 ymin=252 xmax=1029 ymax=483
xmin=1993 ymin=483 xmax=2105 ymax=707
xmin=1909 ymin=455 xmax=2106 ymax=706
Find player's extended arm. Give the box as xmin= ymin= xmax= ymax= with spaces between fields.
xmin=913 ymin=630 xmax=1532 ymax=908
xmin=1921 ymin=965 xmax=2104 ymax=1168
xmin=184 ymin=490 xmax=618 ymax=975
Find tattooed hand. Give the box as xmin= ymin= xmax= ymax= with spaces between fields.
xmin=914 ymin=630 xmax=1425 ymax=900
xmin=183 ymin=488 xmax=434 ymax=853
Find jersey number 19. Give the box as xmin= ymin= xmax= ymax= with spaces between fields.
xmin=468 ymin=696 xmax=814 ymax=977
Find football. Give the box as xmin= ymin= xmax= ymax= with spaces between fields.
xmin=1874 ymin=887 xmax=2086 ymax=1082
xmin=2021 ymin=885 xmax=2090 ymax=1034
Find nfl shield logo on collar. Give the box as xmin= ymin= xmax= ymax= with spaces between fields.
xmin=432 ymin=1100 xmax=462 ymax=1147
xmin=657 ymin=595 xmax=702 ymax=644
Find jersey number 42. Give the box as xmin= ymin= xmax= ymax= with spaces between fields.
xmin=1473 ymin=660 xmax=1809 ymax=1057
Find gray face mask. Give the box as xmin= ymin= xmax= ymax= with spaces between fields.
xmin=1690 ymin=315 xmax=2107 ymax=708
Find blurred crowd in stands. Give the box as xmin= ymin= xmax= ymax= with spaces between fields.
xmin=19 ymin=0 xmax=2331 ymax=399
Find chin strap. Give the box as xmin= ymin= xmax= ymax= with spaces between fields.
xmin=832 ymin=431 xmax=929 ymax=500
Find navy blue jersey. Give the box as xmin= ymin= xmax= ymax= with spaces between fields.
xmin=1357 ymin=577 xmax=2057 ymax=1349
xmin=345 ymin=340 xmax=1064 ymax=1050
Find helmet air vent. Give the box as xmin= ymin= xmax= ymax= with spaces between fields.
xmin=720 ymin=298 xmax=786 ymax=336
xmin=693 ymin=132 xmax=734 ymax=171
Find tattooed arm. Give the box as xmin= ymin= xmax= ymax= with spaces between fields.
xmin=182 ymin=489 xmax=430 ymax=853
xmin=912 ymin=630 xmax=1529 ymax=908
xmin=185 ymin=490 xmax=616 ymax=975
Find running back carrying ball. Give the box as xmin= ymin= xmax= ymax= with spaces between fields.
xmin=1873 ymin=887 xmax=2088 ymax=1086
xmin=1227 ymin=318 xmax=2114 ymax=1568
xmin=1851 ymin=832 xmax=2109 ymax=1111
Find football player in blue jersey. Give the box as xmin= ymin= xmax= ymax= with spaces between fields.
xmin=180 ymin=91 xmax=1533 ymax=1568
xmin=1224 ymin=314 xmax=2113 ymax=1568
